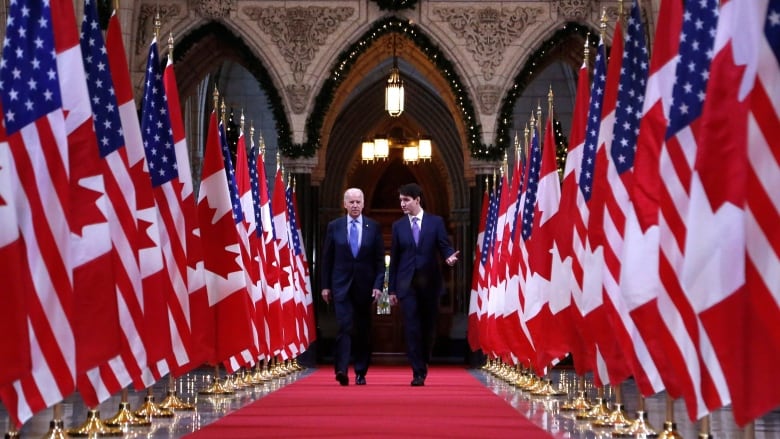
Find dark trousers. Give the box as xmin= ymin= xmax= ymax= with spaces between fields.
xmin=399 ymin=272 xmax=439 ymax=378
xmin=333 ymin=285 xmax=372 ymax=376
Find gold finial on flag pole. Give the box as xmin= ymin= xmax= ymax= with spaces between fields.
xmin=153 ymin=10 xmax=161 ymax=41
xmin=168 ymin=32 xmax=175 ymax=62
xmin=584 ymin=32 xmax=591 ymax=63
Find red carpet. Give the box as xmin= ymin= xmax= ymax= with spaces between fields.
xmin=188 ymin=365 xmax=554 ymax=438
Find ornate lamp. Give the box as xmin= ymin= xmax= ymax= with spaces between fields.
xmin=361 ymin=139 xmax=375 ymax=162
xmin=373 ymin=136 xmax=389 ymax=160
xmin=385 ymin=33 xmax=404 ymax=117
xmin=417 ymin=137 xmax=432 ymax=161
xmin=403 ymin=145 xmax=419 ymax=163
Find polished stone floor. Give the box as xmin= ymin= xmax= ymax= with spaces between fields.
xmin=0 ymin=365 xmax=310 ymax=438
xmin=2 ymin=363 xmax=779 ymax=438
xmin=475 ymin=365 xmax=780 ymax=439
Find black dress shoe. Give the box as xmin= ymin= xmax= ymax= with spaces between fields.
xmin=411 ymin=376 xmax=425 ymax=387
xmin=336 ymin=371 xmax=349 ymax=386
xmin=355 ymin=375 xmax=366 ymax=385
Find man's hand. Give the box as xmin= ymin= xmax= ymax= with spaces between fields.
xmin=371 ymin=289 xmax=383 ymax=303
xmin=388 ymin=293 xmax=398 ymax=306
xmin=446 ymin=250 xmax=460 ymax=266
xmin=321 ymin=289 xmax=331 ymax=304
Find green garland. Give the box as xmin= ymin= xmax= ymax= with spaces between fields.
xmin=371 ymin=0 xmax=419 ymax=11
xmin=173 ymin=22 xmax=294 ymax=157
xmin=496 ymin=23 xmax=595 ymax=154
xmin=553 ymin=118 xmax=568 ymax=173
xmin=297 ymin=17 xmax=500 ymax=160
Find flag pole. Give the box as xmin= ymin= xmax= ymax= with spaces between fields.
xmin=698 ymin=414 xmax=712 ymax=439
xmin=158 ymin=31 xmax=197 ymax=412
xmin=657 ymin=395 xmax=683 ymax=439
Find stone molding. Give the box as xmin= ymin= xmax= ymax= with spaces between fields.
xmin=433 ymin=5 xmax=544 ymax=82
xmin=243 ymin=5 xmax=355 ymax=83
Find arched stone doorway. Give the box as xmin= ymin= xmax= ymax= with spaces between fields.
xmin=315 ymin=31 xmax=470 ymax=362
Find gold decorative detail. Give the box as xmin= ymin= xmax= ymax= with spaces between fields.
xmin=66 ymin=410 xmax=123 ymax=437
xmin=433 ymin=6 xmax=544 ymax=81
xmin=243 ymin=6 xmax=355 ymax=82
xmin=136 ymin=3 xmax=181 ymax=55
xmin=103 ymin=401 xmax=152 ymax=427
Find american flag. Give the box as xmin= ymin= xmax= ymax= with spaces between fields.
xmin=519 ymin=118 xmax=544 ymax=371
xmin=467 ymin=188 xmax=489 ymax=352
xmin=162 ymin=44 xmax=213 ymax=374
xmin=141 ymin=39 xmax=178 ymax=188
xmin=219 ymin=119 xmax=244 ymax=225
xmin=287 ymin=183 xmax=315 ymax=350
xmin=621 ymin=0 xmax=692 ymax=413
xmin=77 ymin=0 xmax=159 ymax=401
xmin=582 ymin=17 xmax=639 ymax=387
xmin=521 ymin=122 xmax=541 ymax=242
xmin=255 ymin=146 xmax=285 ymax=357
xmin=248 ymin=143 xmax=270 ymax=360
xmin=227 ymin=129 xmax=260 ymax=372
xmin=475 ymin=182 xmax=497 ymax=355
xmin=271 ymin=166 xmax=301 ymax=359
xmin=503 ymin=145 xmax=534 ymax=362
xmin=683 ymin=0 xmax=780 ymax=424
xmin=485 ymin=172 xmax=511 ymax=356
xmin=138 ymin=34 xmax=189 ymax=384
xmin=0 ymin=0 xmax=114 ymax=426
xmin=655 ymin=0 xmax=727 ymax=420
xmin=572 ymin=33 xmax=608 ymax=385
xmin=596 ymin=0 xmax=664 ymax=396
xmin=479 ymin=177 xmax=502 ymax=356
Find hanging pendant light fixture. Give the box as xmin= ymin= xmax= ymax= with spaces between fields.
xmin=385 ymin=33 xmax=404 ymax=117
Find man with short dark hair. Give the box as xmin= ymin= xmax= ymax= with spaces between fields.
xmin=388 ymin=183 xmax=459 ymax=386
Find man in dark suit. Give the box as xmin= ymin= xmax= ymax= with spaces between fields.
xmin=320 ymin=188 xmax=385 ymax=386
xmin=388 ymin=183 xmax=459 ymax=386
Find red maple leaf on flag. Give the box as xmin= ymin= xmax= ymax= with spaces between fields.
xmin=68 ymin=178 xmax=106 ymax=237
xmin=200 ymin=204 xmax=243 ymax=280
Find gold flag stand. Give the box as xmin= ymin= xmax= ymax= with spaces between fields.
xmin=575 ymin=387 xmax=610 ymax=421
xmin=613 ymin=395 xmax=659 ymax=438
xmin=159 ymin=375 xmax=195 ymax=411
xmin=133 ymin=388 xmax=174 ymax=419
xmin=561 ymin=375 xmax=592 ymax=412
xmin=592 ymin=383 xmax=631 ymax=429
xmin=198 ymin=365 xmax=234 ymax=395
xmin=39 ymin=403 xmax=68 ymax=439
xmin=103 ymin=389 xmax=151 ymax=428
xmin=66 ymin=409 xmax=122 ymax=437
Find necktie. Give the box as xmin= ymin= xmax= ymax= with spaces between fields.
xmin=411 ymin=217 xmax=420 ymax=245
xmin=349 ymin=219 xmax=359 ymax=257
